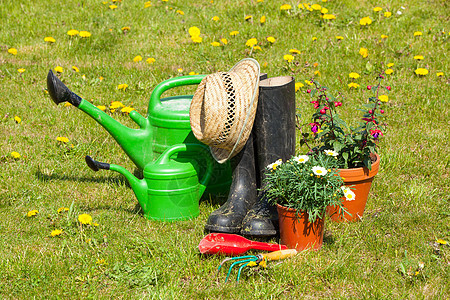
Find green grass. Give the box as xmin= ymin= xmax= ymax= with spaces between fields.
xmin=1 ymin=0 xmax=449 ymax=298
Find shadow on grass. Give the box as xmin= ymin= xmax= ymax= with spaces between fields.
xmin=34 ymin=169 xmax=130 ymax=186
xmin=323 ymin=230 xmax=336 ymax=246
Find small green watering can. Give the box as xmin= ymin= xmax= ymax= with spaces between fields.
xmin=85 ymin=144 xmax=213 ymax=221
xmin=46 ymin=71 xmax=231 ymax=196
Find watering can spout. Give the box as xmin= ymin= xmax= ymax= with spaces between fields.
xmin=85 ymin=156 xmax=148 ymax=207
xmin=47 ymin=70 xmax=152 ymax=168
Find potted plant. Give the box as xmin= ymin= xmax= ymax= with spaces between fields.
xmin=264 ymin=152 xmax=350 ymax=250
xmin=301 ymin=74 xmax=389 ymax=221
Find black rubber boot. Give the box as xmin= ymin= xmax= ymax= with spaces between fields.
xmin=204 ymin=133 xmax=258 ymax=233
xmin=240 ymin=76 xmax=296 ymax=237
xmin=47 ymin=70 xmax=82 ymax=107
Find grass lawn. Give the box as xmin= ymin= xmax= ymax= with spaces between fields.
xmin=1 ymin=0 xmax=449 ymax=298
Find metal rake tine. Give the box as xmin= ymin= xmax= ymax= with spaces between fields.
xmin=236 ymin=260 xmax=257 ymax=283
xmin=225 ymin=258 xmax=256 ymax=283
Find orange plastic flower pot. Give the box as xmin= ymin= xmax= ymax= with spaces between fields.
xmin=327 ymin=154 xmax=380 ymax=222
xmin=277 ymin=204 xmax=325 ymax=251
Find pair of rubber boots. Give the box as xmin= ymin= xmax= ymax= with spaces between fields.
xmin=204 ymin=75 xmax=296 ymax=237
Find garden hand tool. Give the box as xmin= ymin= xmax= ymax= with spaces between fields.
xmin=217 ymin=249 xmax=297 ymax=283
xmin=46 ymin=70 xmax=232 ymax=196
xmin=198 ymin=233 xmax=287 ymax=255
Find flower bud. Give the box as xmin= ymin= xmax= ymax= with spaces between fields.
xmin=367 ymin=86 xmax=372 ymax=90
xmin=307 ymin=89 xmax=311 ymax=93
xmin=380 ymin=109 xmax=384 ymax=114
xmin=320 ymin=109 xmax=326 ymax=114
xmin=386 ymin=86 xmax=391 ymax=91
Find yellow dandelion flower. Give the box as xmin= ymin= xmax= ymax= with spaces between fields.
xmin=133 ymin=55 xmax=143 ymax=62
xmin=283 ymin=54 xmax=294 ymax=62
xmin=121 ymin=106 xmax=135 ymax=113
xmin=221 ymin=38 xmax=227 ymax=45
xmin=311 ymin=4 xmax=321 ymax=10
xmin=373 ymin=7 xmax=382 ymax=12
xmin=245 ymin=38 xmax=258 ymax=47
xmin=298 ymin=4 xmax=304 ymax=9
xmin=57 ymin=207 xmax=70 ymax=213
xmin=384 ymin=11 xmax=392 ymax=17
xmin=289 ymin=49 xmax=301 ymax=54
xmin=295 ymin=82 xmax=304 ymax=91
xmin=323 ymin=14 xmax=336 ymax=20
xmin=414 ymin=31 xmax=422 ymax=36
xmin=245 ymin=15 xmax=252 ymax=21
xmin=11 ymin=151 xmax=21 ymax=159
xmin=280 ymin=4 xmax=292 ymax=10
xmin=253 ymin=46 xmax=262 ymax=51
xmin=349 ymin=72 xmax=360 ymax=79
xmin=51 ymin=229 xmax=63 ymax=237
xmin=312 ymin=36 xmax=317 ymax=41
xmin=381 ymin=34 xmax=388 ymax=39
xmin=56 ymin=137 xmax=69 ymax=143
xmin=144 ymin=1 xmax=152 ymax=8
xmin=436 ymin=72 xmax=444 ymax=77
xmin=348 ymin=82 xmax=360 ymax=89
xmin=359 ymin=47 xmax=368 ymax=58
xmin=229 ymin=30 xmax=239 ymax=36
xmin=257 ymin=0 xmax=263 ymax=2
xmin=67 ymin=29 xmax=79 ymax=36
xmin=211 ymin=41 xmax=221 ymax=47
xmin=414 ymin=68 xmax=428 ymax=76
xmin=18 ymin=68 xmax=25 ymax=73
xmin=359 ymin=16 xmax=372 ymax=26
xmin=96 ymin=258 xmax=107 ymax=265
xmin=8 ymin=48 xmax=18 ymax=55
xmin=96 ymin=105 xmax=106 ymax=111
xmin=267 ymin=36 xmax=276 ymax=43
xmin=260 ymin=16 xmax=266 ymax=23
xmin=212 ymin=16 xmax=220 ymax=21
xmin=121 ymin=26 xmax=130 ymax=31
xmin=27 ymin=210 xmax=39 ymax=217
xmin=314 ymin=70 xmax=321 ymax=76
xmin=64 ymin=102 xmax=72 ymax=107
xmin=110 ymin=101 xmax=124 ymax=109
xmin=72 ymin=66 xmax=79 ymax=72
xmin=321 ymin=7 xmax=328 ymax=14
xmin=14 ymin=116 xmax=22 ymax=123
xmin=117 ymin=84 xmax=128 ymax=90
xmin=336 ymin=36 xmax=344 ymax=40
xmin=313 ymin=62 xmax=319 ymax=67
xmin=177 ymin=68 xmax=183 ymax=73
xmin=79 ymin=31 xmax=91 ymax=38
xmin=99 ymin=76 xmax=104 ymax=81
xmin=387 ymin=63 xmax=394 ymax=67
xmin=191 ymin=35 xmax=202 ymax=43
xmin=188 ymin=71 xmax=199 ymax=75
xmin=436 ymin=239 xmax=447 ymax=245
xmin=44 ymin=37 xmax=56 ymax=43
xmin=188 ymin=26 xmax=200 ymax=37
xmin=54 ymin=66 xmax=64 ymax=73
xmin=176 ymin=10 xmax=184 ymax=15
xmin=385 ymin=69 xmax=394 ymax=75
xmin=146 ymin=57 xmax=155 ymax=64
xmin=378 ymin=95 xmax=389 ymax=102
xmin=413 ymin=55 xmax=424 ymax=60
xmin=109 ymin=4 xmax=117 ymax=9
xmin=78 ymin=213 xmax=92 ymax=225
xmin=305 ymin=80 xmax=313 ymax=86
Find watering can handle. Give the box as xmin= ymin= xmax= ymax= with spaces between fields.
xmin=149 ymin=75 xmax=206 ymax=111
xmin=156 ymin=143 xmax=214 ymax=188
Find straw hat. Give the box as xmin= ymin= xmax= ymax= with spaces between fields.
xmin=190 ymin=58 xmax=260 ymax=163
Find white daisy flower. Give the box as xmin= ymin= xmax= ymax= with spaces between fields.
xmin=344 ymin=189 xmax=356 ymax=201
xmin=267 ymin=159 xmax=283 ymax=170
xmin=293 ymin=155 xmax=309 ymax=164
xmin=312 ymin=166 xmax=328 ymax=176
xmin=324 ymin=149 xmax=339 ymax=157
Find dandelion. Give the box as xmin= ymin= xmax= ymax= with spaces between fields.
xmin=51 ymin=229 xmax=63 ymax=237
xmin=56 ymin=137 xmax=69 ymax=143
xmin=413 ymin=55 xmax=424 ymax=60
xmin=44 ymin=37 xmax=56 ymax=43
xmin=414 ymin=31 xmax=422 ymax=36
xmin=18 ymin=68 xmax=25 ymax=73
xmin=54 ymin=66 xmax=63 ymax=73
xmin=349 ymin=72 xmax=360 ymax=79
xmin=121 ymin=26 xmax=130 ymax=32
xmin=253 ymin=46 xmax=262 ymax=51
xmin=336 ymin=36 xmax=344 ymax=40
xmin=312 ymin=36 xmax=317 ymax=41
xmin=212 ymin=16 xmax=220 ymax=21
xmin=245 ymin=38 xmax=258 ymax=47
xmin=381 ymin=34 xmax=388 ymax=39
xmin=305 ymin=80 xmax=313 ymax=86
xmin=176 ymin=10 xmax=184 ymax=15
xmin=384 ymin=11 xmax=392 ymax=17
xmin=97 ymin=105 xmax=106 ymax=111
xmin=117 ymin=84 xmax=128 ymax=90
xmin=191 ymin=35 xmax=202 ymax=43
xmin=14 ymin=116 xmax=22 ymax=124
xmin=437 ymin=72 xmax=444 ymax=77
xmin=283 ymin=54 xmax=294 ymax=62
xmin=373 ymin=7 xmax=382 ymax=12
xmin=324 ymin=149 xmax=338 ymax=157
xmin=99 ymin=76 xmax=104 ymax=81
xmin=144 ymin=1 xmax=152 ymax=8
xmin=58 ymin=207 xmax=69 ymax=213
xmin=295 ymin=82 xmax=304 ymax=91
xmin=321 ymin=7 xmax=328 ymax=14
xmin=67 ymin=29 xmax=79 ymax=36
xmin=348 ymin=82 xmax=360 ymax=89
xmin=280 ymin=4 xmax=292 ymax=10
xmin=79 ymin=31 xmax=91 ymax=38
xmin=96 ymin=258 xmax=108 ymax=265
xmin=311 ymin=4 xmax=321 ymax=10
xmin=267 ymin=36 xmax=276 ymax=43
xmin=312 ymin=166 xmax=328 ymax=176
xmin=289 ymin=48 xmax=301 ymax=54
xmin=121 ymin=106 xmax=135 ymax=113
xmin=387 ymin=63 xmax=394 ymax=67
xmin=414 ymin=68 xmax=428 ymax=76
xmin=260 ymin=16 xmax=266 ymax=24
xmin=436 ymin=239 xmax=448 ymax=245
xmin=220 ymin=38 xmax=227 ymax=45
xmin=245 ymin=15 xmax=252 ymax=21
xmin=378 ymin=95 xmax=389 ymax=102
xmin=211 ymin=41 xmax=221 ymax=47
xmin=230 ymin=30 xmax=239 ymax=36
xmin=110 ymin=101 xmax=124 ymax=109
xmin=27 ymin=210 xmax=39 ymax=217
xmin=188 ymin=71 xmax=199 ymax=75
xmin=385 ymin=69 xmax=393 ymax=75
xmin=8 ymin=48 xmax=18 ymax=55
xmin=293 ymin=155 xmax=309 ymax=164
xmin=359 ymin=17 xmax=372 ymax=26
xmin=133 ymin=55 xmax=143 ymax=62
xmin=11 ymin=151 xmax=21 ymax=159
xmin=359 ymin=47 xmax=368 ymax=58
xmin=314 ymin=70 xmax=321 ymax=76
xmin=267 ymin=159 xmax=283 ymax=170
xmin=72 ymin=66 xmax=80 ymax=72
xmin=177 ymin=68 xmax=183 ymax=73
xmin=323 ymin=14 xmax=336 ymax=20
xmin=78 ymin=213 xmax=93 ymax=225
xmin=109 ymin=4 xmax=117 ymax=9
xmin=146 ymin=57 xmax=155 ymax=64
xmin=189 ymin=26 xmax=200 ymax=36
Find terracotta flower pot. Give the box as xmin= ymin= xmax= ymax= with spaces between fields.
xmin=326 ymin=154 xmax=380 ymax=222
xmin=277 ymin=204 xmax=325 ymax=251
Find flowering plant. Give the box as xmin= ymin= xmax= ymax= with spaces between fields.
xmin=302 ymin=75 xmax=389 ymax=169
xmin=264 ymin=152 xmax=354 ymax=222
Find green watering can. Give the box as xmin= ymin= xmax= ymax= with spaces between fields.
xmin=85 ymin=144 xmax=213 ymax=221
xmin=46 ymin=71 xmax=232 ymax=196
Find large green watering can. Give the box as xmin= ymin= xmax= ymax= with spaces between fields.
xmin=85 ymin=144 xmax=213 ymax=221
xmin=46 ymin=71 xmax=232 ymax=196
